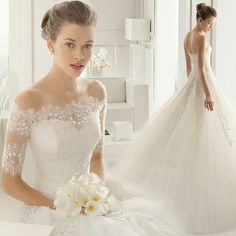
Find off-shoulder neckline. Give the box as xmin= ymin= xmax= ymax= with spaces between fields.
xmin=13 ymin=95 xmax=106 ymax=113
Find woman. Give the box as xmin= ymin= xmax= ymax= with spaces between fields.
xmin=112 ymin=3 xmax=236 ymax=234
xmin=1 ymin=1 xmax=179 ymax=235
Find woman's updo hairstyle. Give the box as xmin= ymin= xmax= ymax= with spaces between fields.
xmin=196 ymin=3 xmax=217 ymax=20
xmin=41 ymin=1 xmax=97 ymax=41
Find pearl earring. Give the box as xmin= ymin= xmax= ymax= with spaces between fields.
xmin=50 ymin=48 xmax=54 ymax=54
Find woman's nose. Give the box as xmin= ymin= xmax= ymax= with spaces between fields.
xmin=74 ymin=48 xmax=84 ymax=60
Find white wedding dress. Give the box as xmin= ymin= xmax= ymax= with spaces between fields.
xmin=112 ymin=46 xmax=236 ymax=234
xmin=1 ymin=96 xmax=179 ymax=235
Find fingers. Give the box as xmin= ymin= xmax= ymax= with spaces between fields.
xmin=204 ymin=101 xmax=214 ymax=111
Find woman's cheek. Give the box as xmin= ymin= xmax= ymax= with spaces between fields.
xmin=60 ymin=47 xmax=71 ymax=58
xmin=86 ymin=52 xmax=92 ymax=62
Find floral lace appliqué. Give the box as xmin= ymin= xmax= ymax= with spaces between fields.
xmin=1 ymin=96 xmax=107 ymax=176
xmin=10 ymin=96 xmax=105 ymax=136
xmin=1 ymin=143 xmax=27 ymax=176
xmin=216 ymin=108 xmax=233 ymax=146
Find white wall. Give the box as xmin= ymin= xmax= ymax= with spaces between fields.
xmin=143 ymin=0 xmax=155 ymax=115
xmin=141 ymin=0 xmax=179 ymax=111
xmin=214 ymin=0 xmax=236 ymax=111
xmin=9 ymin=0 xmax=32 ymax=101
xmin=0 ymin=0 xmax=9 ymax=55
xmin=154 ymin=0 xmax=179 ymax=108
xmin=177 ymin=0 xmax=191 ymax=90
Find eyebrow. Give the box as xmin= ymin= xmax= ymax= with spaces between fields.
xmin=64 ymin=38 xmax=95 ymax=43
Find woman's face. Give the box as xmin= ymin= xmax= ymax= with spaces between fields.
xmin=199 ymin=16 xmax=216 ymax=33
xmin=49 ymin=23 xmax=95 ymax=78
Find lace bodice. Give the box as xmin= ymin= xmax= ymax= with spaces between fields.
xmin=1 ymin=96 xmax=107 ymax=198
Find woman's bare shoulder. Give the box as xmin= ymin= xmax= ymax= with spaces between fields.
xmin=195 ymin=34 xmax=207 ymax=49
xmin=184 ymin=31 xmax=191 ymax=43
xmin=85 ymin=78 xmax=107 ymax=101
xmin=15 ymin=87 xmax=42 ymax=111
xmin=185 ymin=31 xmax=207 ymax=50
xmin=185 ymin=31 xmax=191 ymax=39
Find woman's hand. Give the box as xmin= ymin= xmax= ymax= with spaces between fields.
xmin=204 ymin=95 xmax=214 ymax=111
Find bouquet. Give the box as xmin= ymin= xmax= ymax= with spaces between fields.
xmin=53 ymin=172 xmax=119 ymax=219
xmin=91 ymin=48 xmax=112 ymax=71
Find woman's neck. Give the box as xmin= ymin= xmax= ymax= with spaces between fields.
xmin=193 ymin=25 xmax=205 ymax=35
xmin=47 ymin=63 xmax=78 ymax=93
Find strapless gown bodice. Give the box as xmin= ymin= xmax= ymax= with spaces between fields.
xmin=30 ymin=105 xmax=102 ymax=199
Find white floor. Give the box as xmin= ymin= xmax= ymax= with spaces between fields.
xmin=0 ymin=187 xmax=22 ymax=222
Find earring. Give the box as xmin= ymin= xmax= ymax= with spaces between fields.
xmin=50 ymin=48 xmax=54 ymax=54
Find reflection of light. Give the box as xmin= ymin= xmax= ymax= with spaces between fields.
xmin=0 ymin=0 xmax=9 ymax=51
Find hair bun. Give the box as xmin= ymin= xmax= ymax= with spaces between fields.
xmin=196 ymin=3 xmax=206 ymax=11
xmin=41 ymin=10 xmax=50 ymax=30
xmin=40 ymin=1 xmax=97 ymax=41
xmin=41 ymin=10 xmax=51 ymax=40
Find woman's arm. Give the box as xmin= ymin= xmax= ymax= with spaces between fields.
xmin=89 ymin=80 xmax=107 ymax=182
xmin=1 ymin=91 xmax=55 ymax=209
xmin=90 ymin=151 xmax=105 ymax=182
xmin=2 ymin=173 xmax=54 ymax=209
xmin=90 ymin=99 xmax=107 ymax=182
xmin=197 ymin=36 xmax=214 ymax=111
xmin=197 ymin=36 xmax=211 ymax=96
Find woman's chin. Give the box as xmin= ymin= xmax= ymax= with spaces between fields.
xmin=70 ymin=67 xmax=86 ymax=78
xmin=65 ymin=70 xmax=83 ymax=79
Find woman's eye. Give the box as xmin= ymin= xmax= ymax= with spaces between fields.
xmin=83 ymin=44 xmax=93 ymax=50
xmin=66 ymin=43 xmax=75 ymax=48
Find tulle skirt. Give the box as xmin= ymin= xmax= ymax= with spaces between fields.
xmin=20 ymin=197 xmax=180 ymax=236
xmin=111 ymin=68 xmax=236 ymax=234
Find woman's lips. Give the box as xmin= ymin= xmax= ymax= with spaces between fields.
xmin=70 ymin=63 xmax=84 ymax=71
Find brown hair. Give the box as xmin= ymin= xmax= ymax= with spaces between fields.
xmin=196 ymin=3 xmax=217 ymax=20
xmin=41 ymin=1 xmax=97 ymax=41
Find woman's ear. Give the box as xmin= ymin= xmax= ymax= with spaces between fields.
xmin=47 ymin=38 xmax=54 ymax=53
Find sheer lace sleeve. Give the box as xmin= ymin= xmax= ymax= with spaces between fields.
xmin=1 ymin=102 xmax=32 ymax=176
xmin=94 ymin=98 xmax=107 ymax=153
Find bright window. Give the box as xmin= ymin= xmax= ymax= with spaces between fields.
xmin=0 ymin=0 xmax=9 ymax=88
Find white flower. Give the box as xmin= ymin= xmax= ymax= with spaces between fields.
xmin=53 ymin=172 xmax=115 ymax=218
xmin=54 ymin=190 xmax=82 ymax=218
xmin=78 ymin=173 xmax=101 ymax=185
xmin=84 ymin=200 xmax=107 ymax=216
xmin=91 ymin=48 xmax=112 ymax=71
xmin=98 ymin=48 xmax=108 ymax=59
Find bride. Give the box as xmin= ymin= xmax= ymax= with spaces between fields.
xmin=112 ymin=2 xmax=236 ymax=235
xmin=0 ymin=1 xmax=180 ymax=236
